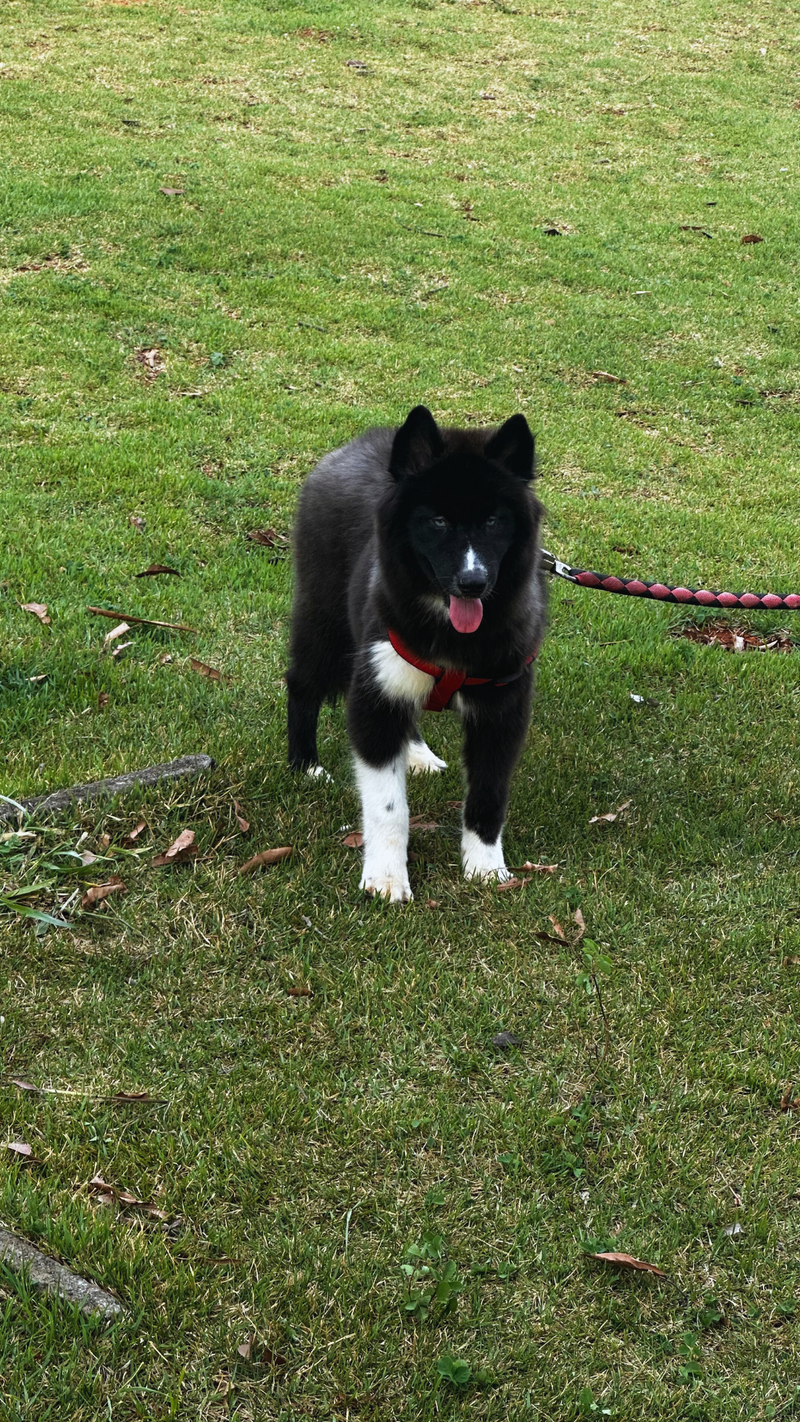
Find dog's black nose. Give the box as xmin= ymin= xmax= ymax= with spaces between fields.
xmin=456 ymin=573 xmax=488 ymax=598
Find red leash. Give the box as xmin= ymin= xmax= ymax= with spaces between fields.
xmin=541 ymin=549 xmax=800 ymax=611
xmin=387 ymin=629 xmax=535 ymax=712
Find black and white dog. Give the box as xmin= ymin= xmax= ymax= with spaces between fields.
xmin=287 ymin=405 xmax=547 ymax=902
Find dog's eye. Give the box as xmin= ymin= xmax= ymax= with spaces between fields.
xmin=485 ymin=515 xmax=497 ymax=529
xmin=431 ymin=515 xmax=448 ymax=530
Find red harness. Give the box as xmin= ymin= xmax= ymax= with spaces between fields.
xmin=387 ymin=628 xmax=536 ymax=713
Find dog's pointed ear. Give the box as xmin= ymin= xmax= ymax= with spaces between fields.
xmin=485 ymin=414 xmax=536 ymax=481
xmin=389 ymin=405 xmax=443 ymax=481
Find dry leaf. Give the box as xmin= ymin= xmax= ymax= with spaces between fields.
xmin=425 ymin=898 xmax=441 ymax=908
xmin=6 ymin=1141 xmax=33 ymax=1158
xmin=135 ymin=564 xmax=181 ymax=578
xmin=159 ymin=186 xmax=185 ymax=196
xmin=20 ymin=602 xmax=51 ymax=625
xmin=592 ymin=371 xmax=627 ymax=384
xmin=233 ymin=800 xmax=250 ymax=833
xmin=238 ymin=846 xmax=292 ymax=875
xmin=235 ymin=1334 xmax=285 ymax=1368
xmin=103 ymin=621 xmax=131 ymax=651
xmin=342 ymin=831 xmax=364 ymax=849
xmin=9 ymin=1079 xmax=39 ymax=1093
xmin=99 ymin=833 xmax=111 ymax=850
xmin=88 ymin=1174 xmax=169 ymax=1220
xmin=81 ymin=877 xmax=126 ymax=909
xmin=572 ymin=907 xmax=586 ymax=942
xmin=80 ymin=849 xmax=98 ymax=866
xmin=152 ymin=829 xmax=197 ymax=867
xmin=589 ymin=800 xmax=632 ymax=824
xmin=87 ymin=606 xmax=197 ymax=632
xmin=125 ymin=821 xmax=146 ymax=844
xmin=287 ymin=986 xmax=313 ymax=998
xmin=129 ymin=514 xmax=146 ymax=532
xmin=509 ymin=862 xmax=558 ymax=874
xmin=111 ymin=1091 xmax=154 ymax=1103
xmin=246 ymin=528 xmax=288 ymax=547
xmin=98 ymin=691 xmax=110 ymax=709
xmin=408 ymin=815 xmax=440 ymax=831
xmin=677 ymin=622 xmax=793 ymax=654
xmin=549 ymin=915 xmax=566 ymax=939
xmin=135 ymin=347 xmax=165 ymax=379
xmin=190 ymin=658 xmax=224 ymax=681
xmin=29 ymin=674 xmax=48 ymax=683
xmin=780 ymin=1086 xmax=800 ymax=1112
xmin=741 ymin=233 xmax=764 ymax=244
xmin=496 ymin=876 xmax=530 ymax=892
xmin=587 ymin=1251 xmax=666 ymax=1277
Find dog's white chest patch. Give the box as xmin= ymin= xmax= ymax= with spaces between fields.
xmin=370 ymin=640 xmax=433 ymax=707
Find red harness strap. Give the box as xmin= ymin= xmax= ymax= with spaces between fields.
xmin=387 ymin=629 xmax=535 ymax=713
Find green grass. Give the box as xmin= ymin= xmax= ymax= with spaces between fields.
xmin=2 ymin=0 xmax=800 ymax=1416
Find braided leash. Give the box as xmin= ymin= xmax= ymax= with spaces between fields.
xmin=541 ymin=549 xmax=800 ymax=611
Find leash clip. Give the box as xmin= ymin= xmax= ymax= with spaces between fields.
xmin=540 ymin=547 xmax=577 ymax=582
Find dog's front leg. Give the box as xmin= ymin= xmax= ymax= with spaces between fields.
xmin=459 ymin=692 xmax=531 ymax=883
xmin=349 ymin=678 xmax=415 ymax=904
xmin=353 ymin=747 xmax=412 ymax=903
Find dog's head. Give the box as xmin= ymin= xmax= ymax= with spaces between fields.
xmin=383 ymin=405 xmax=541 ymax=632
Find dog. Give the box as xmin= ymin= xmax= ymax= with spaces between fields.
xmin=286 ymin=404 xmax=547 ymax=902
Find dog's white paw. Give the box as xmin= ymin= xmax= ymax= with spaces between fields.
xmin=462 ymin=828 xmax=509 ymax=882
xmin=360 ymin=868 xmax=413 ymax=903
xmin=306 ymin=765 xmax=333 ymax=783
xmin=464 ymin=863 xmax=513 ymax=884
xmin=407 ymin=738 xmax=447 ymax=775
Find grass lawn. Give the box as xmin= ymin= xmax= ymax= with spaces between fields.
xmin=3 ymin=0 xmax=800 ymax=1416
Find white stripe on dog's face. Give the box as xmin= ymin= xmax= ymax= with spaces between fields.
xmin=459 ymin=544 xmax=488 ymax=585
xmin=370 ymin=640 xmax=433 ymax=706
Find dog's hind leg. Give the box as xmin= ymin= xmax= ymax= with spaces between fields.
xmin=287 ymin=607 xmax=351 ymax=774
xmin=287 ymin=682 xmax=324 ymax=773
xmin=407 ymin=733 xmax=447 ymax=775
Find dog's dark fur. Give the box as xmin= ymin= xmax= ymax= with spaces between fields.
xmin=287 ymin=405 xmax=547 ymax=901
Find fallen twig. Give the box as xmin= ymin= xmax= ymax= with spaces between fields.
xmin=0 ymin=1228 xmax=125 ymax=1318
xmin=0 ymin=755 xmax=215 ymax=823
xmin=86 ymin=607 xmax=197 ymax=632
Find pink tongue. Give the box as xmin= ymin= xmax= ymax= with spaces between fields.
xmin=449 ymin=595 xmax=483 ymax=634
